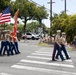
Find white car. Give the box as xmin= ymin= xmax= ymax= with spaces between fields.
xmin=23 ymin=32 xmax=39 ymax=40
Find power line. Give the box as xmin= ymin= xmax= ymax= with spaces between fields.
xmin=29 ymin=0 xmax=56 ymax=14
xmin=29 ymin=0 xmax=49 ymax=10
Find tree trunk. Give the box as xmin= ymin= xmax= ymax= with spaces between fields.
xmin=39 ymin=19 xmax=42 ymax=26
xmin=23 ymin=17 xmax=27 ymax=34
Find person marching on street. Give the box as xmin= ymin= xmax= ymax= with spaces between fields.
xmin=52 ymin=30 xmax=64 ymax=61
xmin=56 ymin=32 xmax=71 ymax=60
xmin=13 ymin=36 xmax=20 ymax=54
xmin=10 ymin=32 xmax=18 ymax=55
xmin=0 ymin=31 xmax=10 ymax=56
xmin=4 ymin=30 xmax=14 ymax=55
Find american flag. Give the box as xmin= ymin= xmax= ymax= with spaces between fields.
xmin=0 ymin=6 xmax=11 ymax=24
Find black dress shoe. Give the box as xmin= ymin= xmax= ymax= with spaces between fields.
xmin=18 ymin=52 xmax=21 ymax=54
xmin=67 ymin=57 xmax=71 ymax=59
xmin=56 ymin=57 xmax=59 ymax=59
xmin=62 ymin=59 xmax=66 ymax=61
xmin=52 ymin=59 xmax=57 ymax=61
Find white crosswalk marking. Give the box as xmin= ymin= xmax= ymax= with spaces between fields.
xmin=0 ymin=73 xmax=12 ymax=75
xmin=11 ymin=65 xmax=76 ymax=75
xmin=27 ymin=56 xmax=52 ymax=60
xmin=27 ymin=56 xmax=72 ymax=62
xmin=20 ymin=59 xmax=74 ymax=68
xmin=35 ymin=51 xmax=51 ymax=54
xmin=11 ymin=47 xmax=75 ymax=74
xmin=32 ymin=53 xmax=52 ymax=56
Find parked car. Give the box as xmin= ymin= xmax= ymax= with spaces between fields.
xmin=22 ymin=32 xmax=39 ymax=40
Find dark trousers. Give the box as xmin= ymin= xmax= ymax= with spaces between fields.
xmin=52 ymin=43 xmax=64 ymax=61
xmin=14 ymin=42 xmax=20 ymax=53
xmin=10 ymin=42 xmax=17 ymax=54
xmin=0 ymin=41 xmax=9 ymax=56
xmin=56 ymin=44 xmax=69 ymax=59
xmin=6 ymin=41 xmax=14 ymax=55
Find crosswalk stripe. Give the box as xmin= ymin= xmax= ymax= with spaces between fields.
xmin=35 ymin=51 xmax=51 ymax=54
xmin=38 ymin=48 xmax=53 ymax=50
xmin=20 ymin=59 xmax=74 ymax=68
xmin=27 ymin=56 xmax=52 ymax=60
xmin=38 ymin=50 xmax=52 ymax=52
xmin=64 ymin=59 xmax=72 ymax=62
xmin=33 ymin=52 xmax=71 ymax=61
xmin=11 ymin=65 xmax=76 ymax=75
xmin=27 ymin=56 xmax=72 ymax=63
xmin=0 ymin=73 xmax=12 ymax=75
xmin=32 ymin=53 xmax=52 ymax=56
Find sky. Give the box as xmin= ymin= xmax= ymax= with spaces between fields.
xmin=32 ymin=0 xmax=76 ymax=28
xmin=11 ymin=0 xmax=76 ymax=28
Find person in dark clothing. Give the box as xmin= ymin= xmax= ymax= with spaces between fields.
xmin=55 ymin=32 xmax=70 ymax=60
xmin=0 ymin=31 xmax=10 ymax=56
xmin=52 ymin=30 xmax=64 ymax=61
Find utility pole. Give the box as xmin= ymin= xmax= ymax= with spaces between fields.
xmin=50 ymin=0 xmax=52 ymax=29
xmin=62 ymin=0 xmax=67 ymax=14
xmin=64 ymin=0 xmax=66 ymax=14
xmin=48 ymin=0 xmax=55 ymax=37
xmin=50 ymin=0 xmax=52 ymax=36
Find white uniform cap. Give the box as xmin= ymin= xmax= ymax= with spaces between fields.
xmin=62 ymin=32 xmax=66 ymax=35
xmin=57 ymin=30 xmax=61 ymax=32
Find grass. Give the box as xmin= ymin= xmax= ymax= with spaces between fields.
xmin=66 ymin=46 xmax=76 ymax=51
xmin=37 ymin=42 xmax=76 ymax=51
xmin=37 ymin=42 xmax=49 ymax=47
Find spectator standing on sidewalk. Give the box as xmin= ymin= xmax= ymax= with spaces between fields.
xmin=73 ymin=36 xmax=76 ymax=48
xmin=22 ymin=33 xmax=28 ymax=43
xmin=24 ymin=33 xmax=28 ymax=43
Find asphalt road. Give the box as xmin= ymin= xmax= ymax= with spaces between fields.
xmin=0 ymin=40 xmax=76 ymax=75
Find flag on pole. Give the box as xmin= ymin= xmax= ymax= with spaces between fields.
xmin=12 ymin=10 xmax=19 ymax=37
xmin=0 ymin=6 xmax=11 ymax=24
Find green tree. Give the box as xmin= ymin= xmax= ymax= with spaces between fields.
xmin=52 ymin=14 xmax=61 ymax=34
xmin=0 ymin=0 xmax=10 ymax=12
xmin=26 ymin=22 xmax=40 ymax=33
xmin=10 ymin=0 xmax=49 ymax=33
xmin=17 ymin=24 xmax=24 ymax=32
xmin=52 ymin=12 xmax=69 ymax=33
xmin=51 ymin=12 xmax=76 ymax=42
xmin=34 ymin=6 xmax=49 ymax=26
xmin=65 ymin=14 xmax=76 ymax=42
xmin=10 ymin=0 xmax=37 ymax=33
